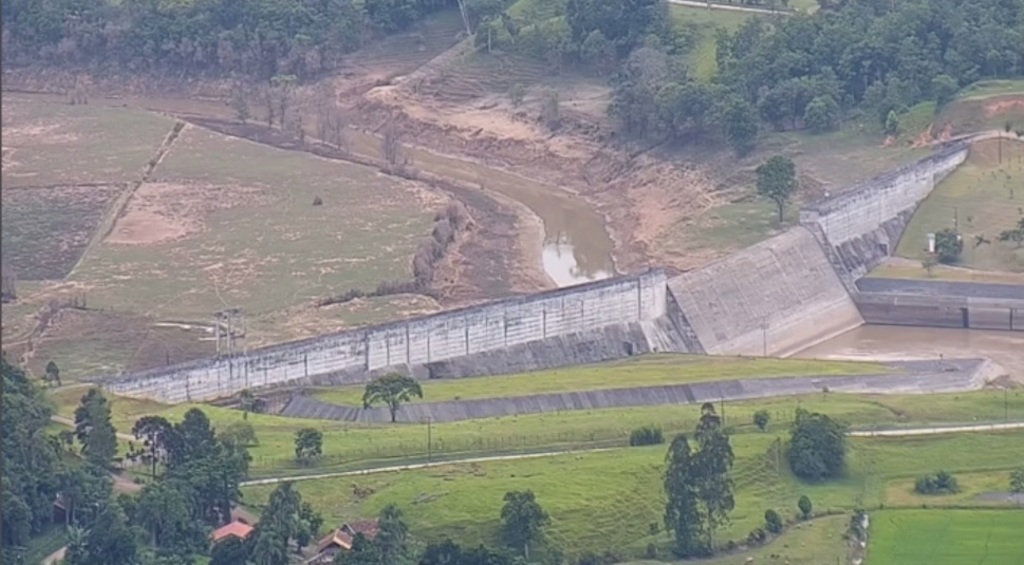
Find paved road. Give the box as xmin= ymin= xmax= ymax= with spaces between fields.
xmin=242 ymin=422 xmax=1023 ymax=486
xmin=857 ymin=278 xmax=1024 ymax=300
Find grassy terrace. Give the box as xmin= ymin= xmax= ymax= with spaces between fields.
xmin=312 ymin=355 xmax=892 ymax=405
xmin=48 ymin=379 xmax=1024 ymax=479
xmin=239 ymin=430 xmax=1024 ymax=557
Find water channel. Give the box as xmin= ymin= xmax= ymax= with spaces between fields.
xmin=795 ymin=326 xmax=1024 ymax=379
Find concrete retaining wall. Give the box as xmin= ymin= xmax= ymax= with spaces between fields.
xmin=666 ymin=227 xmax=863 ymax=356
xmin=105 ymin=270 xmax=680 ymax=402
xmin=855 ymin=293 xmax=1024 ymax=331
xmin=800 ymin=140 xmax=970 ymax=277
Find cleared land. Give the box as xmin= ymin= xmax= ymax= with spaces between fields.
xmin=68 ymin=124 xmax=445 ymax=346
xmin=1 ymin=184 xmax=123 ymax=279
xmin=867 ymin=509 xmax=1024 ymax=565
xmin=0 ymin=95 xmax=174 ymax=187
xmin=312 ymin=355 xmax=891 ymax=405
xmin=239 ymin=430 xmax=1024 ymax=556
xmin=896 ymin=138 xmax=1024 ymax=272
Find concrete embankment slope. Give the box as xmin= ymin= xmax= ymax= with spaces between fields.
xmin=667 ymin=227 xmax=863 ymax=357
xmin=104 ymin=270 xmax=698 ymax=403
xmin=280 ymin=358 xmax=990 ymax=423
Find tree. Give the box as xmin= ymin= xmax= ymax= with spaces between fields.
xmin=334 ymin=533 xmax=381 ymax=565
xmin=499 ymin=490 xmax=549 ymax=558
xmin=44 ymin=360 xmax=61 ymax=386
xmin=219 ymin=421 xmax=258 ymax=447
xmin=136 ymin=481 xmax=201 ymax=551
xmin=230 ymin=86 xmax=250 ymax=124
xmin=70 ymin=503 xmax=140 ymax=565
xmin=375 ymin=504 xmax=409 ymax=565
xmin=238 ymin=389 xmax=257 ymax=420
xmin=269 ymin=74 xmax=297 ymax=130
xmin=915 ymin=471 xmax=960 ymax=494
xmin=692 ymin=403 xmax=734 ymax=550
xmin=131 ymin=415 xmax=175 ymax=478
xmin=1010 ymin=467 xmax=1024 ymax=507
xmin=74 ymin=388 xmax=119 ymax=469
xmin=723 ymin=97 xmax=758 ymax=157
xmin=211 ymin=536 xmax=250 ymax=565
xmin=797 ymin=495 xmax=812 ymax=519
xmin=251 ymin=526 xmax=289 ymax=565
xmin=922 ymin=255 xmax=938 ymax=277
xmin=363 ymin=373 xmax=424 ymax=423
xmin=934 ymin=228 xmax=963 ymax=264
xmin=420 ymin=538 xmax=463 ymax=565
xmin=294 ymin=428 xmax=324 ymax=465
xmin=885 ymin=110 xmax=900 ymax=136
xmin=931 ymin=74 xmax=958 ymax=106
xmin=541 ymin=90 xmax=561 ymax=130
xmin=295 ymin=502 xmax=323 ymax=554
xmin=756 ymin=156 xmax=798 ymax=223
xmin=382 ymin=124 xmax=406 ymax=170
xmin=804 ymin=95 xmax=839 ymax=133
xmin=753 ymin=410 xmax=771 ymax=431
xmin=763 ymin=509 xmax=783 ymax=534
xmin=663 ymin=434 xmax=704 ymax=557
xmin=997 ymin=216 xmax=1024 ymax=248
xmin=788 ymin=408 xmax=847 ymax=481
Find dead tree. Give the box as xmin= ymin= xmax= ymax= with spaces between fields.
xmin=382 ymin=123 xmax=406 ymax=169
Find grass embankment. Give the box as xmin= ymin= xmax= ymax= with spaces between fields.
xmin=312 ymin=355 xmax=891 ymax=405
xmin=47 ymin=378 xmax=1024 ymax=479
xmin=239 ymin=430 xmax=1024 ymax=557
xmin=867 ymin=508 xmax=1024 ymax=565
xmin=895 ymin=138 xmax=1024 ymax=273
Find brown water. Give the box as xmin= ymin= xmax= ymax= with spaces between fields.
xmin=795 ymin=326 xmax=1024 ymax=378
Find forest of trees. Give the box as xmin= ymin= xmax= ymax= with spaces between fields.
xmin=1 ymin=0 xmax=458 ymax=80
xmin=485 ymin=0 xmax=1024 ymax=154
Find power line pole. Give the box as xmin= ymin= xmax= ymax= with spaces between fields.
xmin=426 ymin=416 xmax=433 ymax=465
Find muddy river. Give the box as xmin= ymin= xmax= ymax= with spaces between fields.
xmin=795 ymin=326 xmax=1024 ymax=379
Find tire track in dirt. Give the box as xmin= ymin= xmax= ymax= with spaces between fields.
xmin=67 ymin=120 xmax=187 ymax=278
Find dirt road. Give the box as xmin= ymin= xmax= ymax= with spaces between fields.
xmin=666 ymin=0 xmax=794 ymax=15
xmin=41 ymin=547 xmax=66 ymax=565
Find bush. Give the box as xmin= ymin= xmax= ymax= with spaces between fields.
xmin=764 ymin=509 xmax=783 ymax=534
xmin=753 ymin=409 xmax=771 ymax=431
xmin=746 ymin=527 xmax=767 ymax=546
xmin=644 ymin=543 xmax=657 ymax=559
xmin=915 ymin=470 xmax=960 ymax=494
xmin=629 ymin=425 xmax=664 ymax=446
xmin=798 ymin=495 xmax=813 ymax=519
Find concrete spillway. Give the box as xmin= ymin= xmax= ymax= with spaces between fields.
xmin=101 ymin=132 xmax=1023 ymax=403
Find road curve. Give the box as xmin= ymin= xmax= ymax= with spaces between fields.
xmin=242 ymin=422 xmax=1023 ymax=486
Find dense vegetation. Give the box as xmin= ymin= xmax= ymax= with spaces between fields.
xmin=486 ymin=0 xmax=1024 ymax=154
xmin=1 ymin=0 xmax=459 ymax=80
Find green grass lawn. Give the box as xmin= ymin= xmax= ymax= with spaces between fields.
xmin=49 ymin=381 xmax=1022 ymax=478
xmin=958 ymin=79 xmax=1024 ymax=101
xmin=670 ymin=5 xmax=753 ymax=81
xmin=312 ymin=355 xmax=890 ymax=405
xmin=67 ymin=124 xmax=443 ymax=345
xmin=896 ymin=138 xmax=1024 ymax=272
xmin=882 ymin=470 xmax=1024 ymax=508
xmin=867 ymin=509 xmax=1024 ymax=565
xmin=0 ymin=95 xmax=175 ymax=187
xmin=240 ymin=430 xmax=1024 ymax=558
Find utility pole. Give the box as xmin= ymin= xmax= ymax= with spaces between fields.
xmin=762 ymin=317 xmax=769 ymax=357
xmin=1006 ymin=387 xmax=1009 ymax=423
xmin=426 ymin=416 xmax=433 ymax=465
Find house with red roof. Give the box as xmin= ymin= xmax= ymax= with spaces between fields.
xmin=210 ymin=519 xmax=254 ymax=544
xmin=315 ymin=519 xmax=380 ymax=562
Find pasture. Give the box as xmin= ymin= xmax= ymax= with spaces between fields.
xmin=896 ymin=138 xmax=1024 ymax=273
xmin=0 ymin=95 xmax=174 ymax=187
xmin=239 ymin=430 xmax=1024 ymax=557
xmin=311 ymin=354 xmax=890 ymax=405
xmin=66 ymin=124 xmax=446 ymax=346
xmin=47 ymin=380 xmax=1024 ymax=478
xmin=867 ymin=509 xmax=1024 ymax=565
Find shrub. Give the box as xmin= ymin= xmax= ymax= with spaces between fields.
xmin=798 ymin=495 xmax=813 ymax=519
xmin=629 ymin=425 xmax=664 ymax=446
xmin=753 ymin=409 xmax=771 ymax=431
xmin=764 ymin=509 xmax=783 ymax=534
xmin=747 ymin=527 xmax=767 ymax=546
xmin=915 ymin=470 xmax=960 ymax=494
xmin=644 ymin=543 xmax=657 ymax=559
xmin=312 ymin=195 xmax=323 ymax=206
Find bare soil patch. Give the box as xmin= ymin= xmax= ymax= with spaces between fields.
xmin=107 ymin=181 xmax=266 ymax=246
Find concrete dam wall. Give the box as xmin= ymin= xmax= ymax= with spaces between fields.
xmin=666 ymin=227 xmax=863 ymax=357
xmin=105 ymin=270 xmax=696 ymax=402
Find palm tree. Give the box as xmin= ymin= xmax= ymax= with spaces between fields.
xmin=65 ymin=526 xmax=89 ymax=564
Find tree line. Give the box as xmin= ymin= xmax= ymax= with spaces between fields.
xmin=481 ymin=0 xmax=1024 ymax=155
xmin=1 ymin=0 xmax=458 ymax=81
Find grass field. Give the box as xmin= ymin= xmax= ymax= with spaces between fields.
xmin=670 ymin=5 xmax=753 ymax=81
xmin=47 ymin=381 xmax=1023 ymax=478
xmin=0 ymin=95 xmax=174 ymax=187
xmin=896 ymin=138 xmax=1024 ymax=272
xmin=1 ymin=184 xmax=123 ymax=279
xmin=66 ymin=124 xmax=444 ymax=346
xmin=239 ymin=430 xmax=1024 ymax=557
xmin=867 ymin=509 xmax=1024 ymax=565
xmin=312 ymin=355 xmax=890 ymax=405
